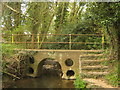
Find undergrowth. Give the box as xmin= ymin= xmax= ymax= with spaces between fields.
xmin=2 ymin=43 xmax=24 ymax=57
xmin=103 ymin=48 xmax=118 ymax=87
xmin=2 ymin=43 xmax=24 ymax=71
xmin=105 ymin=61 xmax=118 ymax=87
xmin=74 ymin=75 xmax=87 ymax=88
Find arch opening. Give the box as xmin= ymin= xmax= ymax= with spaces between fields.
xmin=37 ymin=58 xmax=63 ymax=77
xmin=28 ymin=67 xmax=34 ymax=74
xmin=66 ymin=70 xmax=75 ymax=77
xmin=29 ymin=56 xmax=34 ymax=64
xmin=65 ymin=59 xmax=73 ymax=66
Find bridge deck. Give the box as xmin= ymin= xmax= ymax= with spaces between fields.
xmin=15 ymin=49 xmax=104 ymax=52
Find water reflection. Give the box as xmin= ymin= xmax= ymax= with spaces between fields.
xmin=13 ymin=75 xmax=74 ymax=88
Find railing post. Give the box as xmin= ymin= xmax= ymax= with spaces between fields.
xmin=79 ymin=55 xmax=82 ymax=74
xmin=69 ymin=34 xmax=72 ymax=49
xmin=102 ymin=34 xmax=104 ymax=49
xmin=11 ymin=34 xmax=14 ymax=43
xmin=37 ymin=34 xmax=40 ymax=49
xmin=31 ymin=34 xmax=34 ymax=49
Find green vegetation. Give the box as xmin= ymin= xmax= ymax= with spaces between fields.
xmin=2 ymin=43 xmax=25 ymax=58
xmin=105 ymin=68 xmax=118 ymax=87
xmin=2 ymin=43 xmax=25 ymax=75
xmin=2 ymin=44 xmax=18 ymax=56
xmin=1 ymin=2 xmax=119 ymax=87
xmin=74 ymin=75 xmax=87 ymax=88
xmin=105 ymin=60 xmax=118 ymax=87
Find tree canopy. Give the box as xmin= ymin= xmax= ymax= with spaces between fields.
xmin=1 ymin=2 xmax=119 ymax=50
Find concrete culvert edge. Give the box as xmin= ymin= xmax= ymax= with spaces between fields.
xmin=28 ymin=67 xmax=34 ymax=74
xmin=65 ymin=59 xmax=74 ymax=66
xmin=66 ymin=70 xmax=75 ymax=77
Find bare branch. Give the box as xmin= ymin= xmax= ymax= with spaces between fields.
xmin=2 ymin=3 xmax=37 ymax=24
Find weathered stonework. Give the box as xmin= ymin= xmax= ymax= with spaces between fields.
xmin=15 ymin=49 xmax=104 ymax=79
xmin=26 ymin=50 xmax=84 ymax=79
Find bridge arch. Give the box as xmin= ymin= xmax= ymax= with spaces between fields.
xmin=37 ymin=58 xmax=63 ymax=77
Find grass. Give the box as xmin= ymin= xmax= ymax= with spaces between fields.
xmin=104 ymin=60 xmax=118 ymax=87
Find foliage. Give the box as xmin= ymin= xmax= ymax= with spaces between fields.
xmin=2 ymin=2 xmax=114 ymax=50
xmin=2 ymin=2 xmax=119 ymax=50
xmin=102 ymin=49 xmax=118 ymax=87
xmin=74 ymin=75 xmax=87 ymax=88
xmin=54 ymin=2 xmax=69 ymax=33
xmin=2 ymin=44 xmax=23 ymax=57
xmin=1 ymin=2 xmax=119 ymax=88
xmin=2 ymin=44 xmax=19 ymax=72
xmin=105 ymin=64 xmax=118 ymax=86
xmin=86 ymin=2 xmax=120 ymax=50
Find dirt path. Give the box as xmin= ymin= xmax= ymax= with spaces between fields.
xmin=83 ymin=78 xmax=115 ymax=88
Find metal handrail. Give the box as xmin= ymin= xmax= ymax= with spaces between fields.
xmin=3 ymin=33 xmax=104 ymax=49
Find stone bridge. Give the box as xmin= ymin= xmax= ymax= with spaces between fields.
xmin=27 ymin=49 xmax=83 ymax=79
xmin=16 ymin=49 xmax=105 ymax=79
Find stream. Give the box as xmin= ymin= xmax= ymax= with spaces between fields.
xmin=3 ymin=58 xmax=75 ymax=88
xmin=10 ymin=75 xmax=74 ymax=88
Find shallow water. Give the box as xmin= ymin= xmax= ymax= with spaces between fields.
xmin=12 ymin=75 xmax=75 ymax=88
